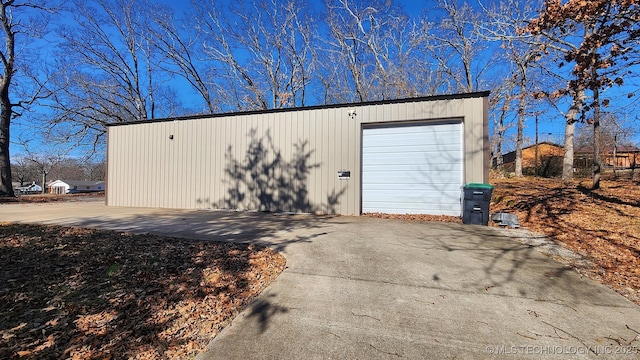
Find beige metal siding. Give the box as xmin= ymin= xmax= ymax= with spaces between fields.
xmin=106 ymin=94 xmax=489 ymax=215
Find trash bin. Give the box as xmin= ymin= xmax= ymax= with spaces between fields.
xmin=462 ymin=183 xmax=494 ymax=225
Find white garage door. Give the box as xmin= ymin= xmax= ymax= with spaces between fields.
xmin=362 ymin=122 xmax=463 ymax=216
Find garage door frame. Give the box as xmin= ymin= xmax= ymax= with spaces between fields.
xmin=360 ymin=118 xmax=465 ymax=216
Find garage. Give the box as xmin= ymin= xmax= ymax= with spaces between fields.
xmin=106 ymin=92 xmax=489 ymax=216
xmin=362 ymin=121 xmax=463 ymax=215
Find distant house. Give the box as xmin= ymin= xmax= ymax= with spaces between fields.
xmin=16 ymin=182 xmax=43 ymax=194
xmin=498 ymin=142 xmax=564 ymax=177
xmin=48 ymin=180 xmax=105 ymax=194
xmin=575 ymin=145 xmax=640 ymax=170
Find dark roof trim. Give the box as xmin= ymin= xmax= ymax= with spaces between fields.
xmin=575 ymin=145 xmax=640 ymax=154
xmin=501 ymin=142 xmax=562 ymax=156
xmin=107 ymin=91 xmax=491 ymax=127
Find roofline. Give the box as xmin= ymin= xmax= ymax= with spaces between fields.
xmin=500 ymin=141 xmax=563 ymax=157
xmin=49 ymin=180 xmax=105 ymax=184
xmin=107 ymin=91 xmax=491 ymax=127
xmin=575 ymin=146 xmax=640 ymax=153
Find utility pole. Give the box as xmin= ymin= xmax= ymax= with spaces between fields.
xmin=531 ymin=110 xmax=544 ymax=176
xmin=613 ymin=134 xmax=617 ymax=178
xmin=535 ymin=113 xmax=539 ymax=176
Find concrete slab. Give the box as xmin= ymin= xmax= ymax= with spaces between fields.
xmin=1 ymin=201 xmax=639 ymax=359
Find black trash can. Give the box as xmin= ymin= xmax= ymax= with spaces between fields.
xmin=462 ymin=183 xmax=494 ymax=225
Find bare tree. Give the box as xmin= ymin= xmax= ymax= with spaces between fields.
xmin=20 ymin=155 xmax=105 ymax=182
xmin=0 ymin=1 xmax=59 ymax=197
xmin=192 ymin=0 xmax=316 ymax=111
xmin=488 ymin=81 xmax=515 ymax=169
xmin=47 ymin=157 xmax=86 ymax=181
xmin=11 ymin=155 xmax=37 ymax=186
xmin=83 ymin=159 xmax=106 ymax=181
xmin=323 ymin=0 xmax=391 ymax=102
xmin=576 ymin=112 xmax=635 ymax=153
xmin=429 ymin=0 xmax=491 ymax=93
xmin=46 ymin=0 xmax=183 ymax=154
xmin=17 ymin=139 xmax=68 ymax=193
xmin=478 ymin=0 xmax=555 ymax=177
xmin=321 ymin=0 xmax=435 ymax=103
xmin=28 ymin=154 xmax=60 ymax=193
xmin=147 ymin=3 xmax=219 ymax=114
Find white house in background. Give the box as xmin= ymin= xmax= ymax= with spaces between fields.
xmin=48 ymin=180 xmax=105 ymax=194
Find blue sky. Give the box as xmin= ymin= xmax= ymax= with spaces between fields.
xmin=9 ymin=0 xmax=640 ymax=162
xmin=154 ymin=0 xmax=639 ymax=148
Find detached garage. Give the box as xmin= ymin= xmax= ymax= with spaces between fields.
xmin=106 ymin=92 xmax=489 ymax=216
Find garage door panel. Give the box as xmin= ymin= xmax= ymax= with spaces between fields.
xmin=362 ymin=174 xmax=463 ymax=185
xmin=363 ymin=163 xmax=462 ymax=172
xmin=364 ymin=139 xmax=458 ymax=149
xmin=362 ymin=200 xmax=462 ymax=216
xmin=362 ymin=156 xmax=462 ymax=166
xmin=362 ymin=144 xmax=462 ymax=154
xmin=362 ymin=168 xmax=463 ymax=183
xmin=363 ymin=190 xmax=463 ymax=215
xmin=363 ymin=191 xmax=462 ymax=201
xmin=363 ymin=165 xmax=461 ymax=174
xmin=362 ymin=122 xmax=463 ymax=215
xmin=367 ymin=132 xmax=459 ymax=145
xmin=364 ymin=123 xmax=460 ymax=135
xmin=366 ymin=183 xmax=462 ymax=194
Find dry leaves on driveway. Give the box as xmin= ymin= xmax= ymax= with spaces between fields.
xmin=0 ymin=223 xmax=286 ymax=359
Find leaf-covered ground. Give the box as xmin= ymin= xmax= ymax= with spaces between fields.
xmin=491 ymin=176 xmax=640 ymax=305
xmin=0 ymin=224 xmax=286 ymax=359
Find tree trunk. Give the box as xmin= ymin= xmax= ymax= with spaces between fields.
xmin=0 ymin=104 xmax=13 ymax=197
xmin=515 ymin=79 xmax=527 ymax=177
xmin=535 ymin=114 xmax=539 ymax=176
xmin=495 ymin=94 xmax=509 ymax=169
xmin=562 ymin=89 xmax=585 ymax=181
xmin=583 ymin=23 xmax=602 ymax=190
xmin=515 ymin=103 xmax=524 ymax=177
xmin=0 ymin=2 xmax=15 ymax=197
xmin=592 ymin=84 xmax=602 ymax=190
xmin=613 ymin=135 xmax=617 ymax=178
xmin=563 ymin=121 xmax=575 ymax=181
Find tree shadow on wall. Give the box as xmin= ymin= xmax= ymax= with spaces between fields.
xmin=220 ymin=129 xmax=346 ymax=214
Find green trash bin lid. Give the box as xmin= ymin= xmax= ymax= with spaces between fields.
xmin=464 ymin=183 xmax=494 ymax=189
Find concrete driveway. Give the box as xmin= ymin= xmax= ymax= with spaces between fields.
xmin=1 ymin=201 xmax=639 ymax=359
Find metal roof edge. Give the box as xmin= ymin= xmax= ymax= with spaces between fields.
xmin=106 ymin=90 xmax=491 ymax=127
